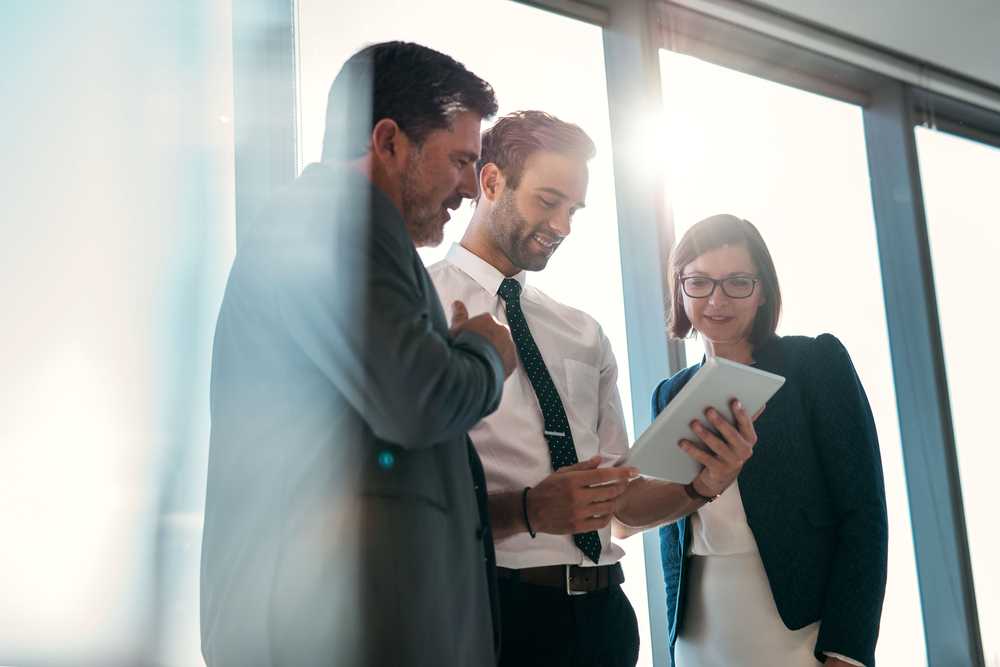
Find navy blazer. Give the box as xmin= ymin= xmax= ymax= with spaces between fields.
xmin=653 ymin=334 xmax=888 ymax=667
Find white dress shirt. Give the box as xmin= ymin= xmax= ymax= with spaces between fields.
xmin=428 ymin=243 xmax=630 ymax=569
xmin=688 ymin=479 xmax=757 ymax=556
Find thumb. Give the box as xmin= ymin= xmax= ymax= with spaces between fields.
xmin=553 ymin=455 xmax=601 ymax=474
xmin=450 ymin=300 xmax=469 ymax=327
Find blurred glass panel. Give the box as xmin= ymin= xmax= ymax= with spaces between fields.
xmin=296 ymin=2 xmax=649 ymax=664
xmin=0 ymin=1 xmax=236 ymax=665
xmin=658 ymin=48 xmax=927 ymax=666
xmin=916 ymin=126 xmax=1000 ymax=667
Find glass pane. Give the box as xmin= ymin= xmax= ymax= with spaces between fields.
xmin=0 ymin=3 xmax=236 ymax=665
xmin=658 ymin=48 xmax=927 ymax=666
xmin=916 ymin=126 xmax=1000 ymax=667
xmin=297 ymin=3 xmax=650 ymax=665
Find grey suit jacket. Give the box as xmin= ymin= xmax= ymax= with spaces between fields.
xmin=201 ymin=163 xmax=505 ymax=667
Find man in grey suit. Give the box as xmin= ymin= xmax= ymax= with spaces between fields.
xmin=201 ymin=42 xmax=517 ymax=667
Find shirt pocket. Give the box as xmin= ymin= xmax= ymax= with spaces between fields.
xmin=564 ymin=359 xmax=601 ymax=434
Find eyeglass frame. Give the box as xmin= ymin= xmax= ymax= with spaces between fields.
xmin=679 ymin=275 xmax=760 ymax=299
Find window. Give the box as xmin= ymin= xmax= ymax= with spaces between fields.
xmin=917 ymin=126 xmax=1000 ymax=667
xmin=658 ymin=48 xmax=928 ymax=666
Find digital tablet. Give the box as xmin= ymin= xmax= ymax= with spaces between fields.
xmin=615 ymin=356 xmax=785 ymax=484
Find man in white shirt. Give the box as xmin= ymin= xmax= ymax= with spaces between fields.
xmin=428 ymin=110 xmax=757 ymax=666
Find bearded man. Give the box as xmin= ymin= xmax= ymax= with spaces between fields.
xmin=201 ymin=42 xmax=517 ymax=667
xmin=429 ymin=111 xmax=741 ymax=667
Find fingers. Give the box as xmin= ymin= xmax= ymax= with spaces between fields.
xmin=551 ymin=455 xmax=602 ymax=474
xmin=694 ymin=407 xmax=755 ymax=462
xmin=547 ymin=469 xmax=633 ymax=505
xmin=687 ymin=419 xmax=746 ymax=467
xmin=555 ymin=465 xmax=637 ymax=488
xmin=678 ymin=403 xmax=760 ymax=498
xmin=487 ymin=316 xmax=518 ymax=379
xmin=752 ymin=403 xmax=766 ymax=421
xmin=528 ymin=468 xmax=626 ymax=534
xmin=581 ymin=478 xmax=631 ymax=504
xmin=679 ymin=412 xmax=750 ymax=472
xmin=678 ymin=439 xmax=722 ymax=468
xmin=730 ymin=400 xmax=759 ymax=448
xmin=449 ymin=300 xmax=468 ymax=327
xmin=452 ymin=311 xmax=518 ymax=377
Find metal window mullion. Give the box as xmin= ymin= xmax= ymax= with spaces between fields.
xmin=597 ymin=0 xmax=679 ymax=664
xmin=862 ymin=79 xmax=985 ymax=667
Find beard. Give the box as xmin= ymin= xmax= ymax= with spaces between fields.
xmin=399 ymin=149 xmax=446 ymax=248
xmin=489 ymin=187 xmax=556 ymax=272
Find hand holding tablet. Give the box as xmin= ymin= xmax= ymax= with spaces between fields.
xmin=615 ymin=357 xmax=786 ymax=484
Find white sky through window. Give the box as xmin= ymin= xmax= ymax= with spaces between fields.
xmin=917 ymin=126 xmax=1000 ymax=667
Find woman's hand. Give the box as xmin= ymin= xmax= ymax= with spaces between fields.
xmin=679 ymin=399 xmax=761 ymax=498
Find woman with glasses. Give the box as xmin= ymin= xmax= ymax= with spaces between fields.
xmin=652 ymin=214 xmax=888 ymax=667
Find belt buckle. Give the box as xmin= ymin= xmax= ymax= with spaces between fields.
xmin=565 ymin=564 xmax=587 ymax=596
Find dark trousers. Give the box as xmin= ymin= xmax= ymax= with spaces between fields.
xmin=497 ymin=576 xmax=640 ymax=667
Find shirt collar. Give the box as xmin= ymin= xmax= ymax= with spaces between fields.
xmin=445 ymin=243 xmax=527 ymax=297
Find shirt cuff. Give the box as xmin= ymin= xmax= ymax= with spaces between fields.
xmin=823 ymin=651 xmax=866 ymax=667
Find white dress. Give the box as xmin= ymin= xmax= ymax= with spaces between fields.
xmin=674 ymin=480 xmax=823 ymax=667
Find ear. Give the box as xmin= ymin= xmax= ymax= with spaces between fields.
xmin=479 ymin=163 xmax=505 ymax=203
xmin=370 ymin=118 xmax=411 ymax=173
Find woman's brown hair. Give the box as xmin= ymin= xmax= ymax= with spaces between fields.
xmin=667 ymin=214 xmax=782 ymax=346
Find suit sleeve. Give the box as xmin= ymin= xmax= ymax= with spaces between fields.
xmin=809 ymin=334 xmax=889 ymax=667
xmin=273 ymin=195 xmax=504 ymax=450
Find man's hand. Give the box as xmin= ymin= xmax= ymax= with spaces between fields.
xmin=449 ymin=300 xmax=517 ymax=379
xmin=526 ymin=456 xmax=639 ymax=535
xmin=680 ymin=399 xmax=762 ymax=499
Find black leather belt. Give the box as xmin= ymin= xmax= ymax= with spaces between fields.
xmin=497 ymin=562 xmax=625 ymax=596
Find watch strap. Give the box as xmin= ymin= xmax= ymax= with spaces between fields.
xmin=684 ymin=481 xmax=721 ymax=503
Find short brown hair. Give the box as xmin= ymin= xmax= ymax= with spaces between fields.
xmin=478 ymin=110 xmax=596 ymax=191
xmin=667 ymin=214 xmax=782 ymax=345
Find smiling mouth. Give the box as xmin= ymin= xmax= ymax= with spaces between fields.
xmin=705 ymin=315 xmax=732 ymax=322
xmin=532 ymin=233 xmax=558 ymax=249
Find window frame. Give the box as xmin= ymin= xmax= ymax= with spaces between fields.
xmin=637 ymin=2 xmax=997 ymax=664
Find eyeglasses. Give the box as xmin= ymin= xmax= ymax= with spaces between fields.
xmin=680 ymin=276 xmax=759 ymax=299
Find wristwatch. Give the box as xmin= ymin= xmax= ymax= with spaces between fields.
xmin=684 ymin=481 xmax=722 ymax=503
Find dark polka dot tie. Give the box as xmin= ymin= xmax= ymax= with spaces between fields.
xmin=498 ymin=278 xmax=602 ymax=564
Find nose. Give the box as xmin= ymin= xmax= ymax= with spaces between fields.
xmin=456 ymin=161 xmax=479 ymax=201
xmin=707 ymin=283 xmax=729 ymax=307
xmin=549 ymin=209 xmax=572 ymax=239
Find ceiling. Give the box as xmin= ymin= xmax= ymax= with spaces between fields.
xmin=752 ymin=0 xmax=1000 ymax=89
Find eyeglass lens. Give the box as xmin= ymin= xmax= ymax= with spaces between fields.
xmin=682 ymin=277 xmax=757 ymax=298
